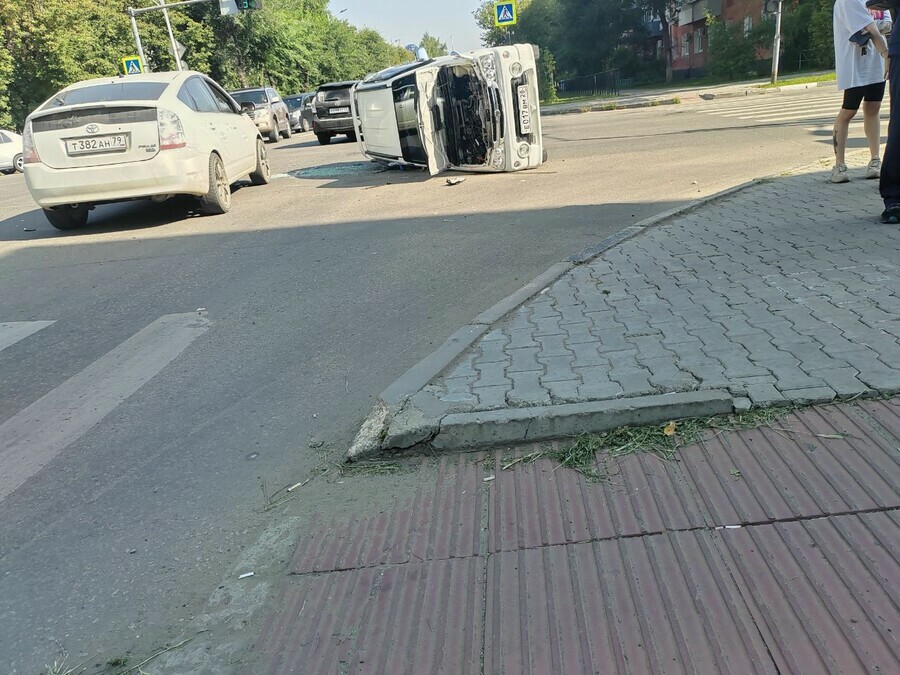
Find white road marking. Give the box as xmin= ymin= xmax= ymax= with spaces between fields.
xmin=0 ymin=313 xmax=210 ymax=503
xmin=0 ymin=321 xmax=55 ymax=352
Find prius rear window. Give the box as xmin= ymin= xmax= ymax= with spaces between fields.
xmin=43 ymin=82 xmax=169 ymax=109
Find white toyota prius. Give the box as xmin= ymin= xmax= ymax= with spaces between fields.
xmin=23 ymin=71 xmax=270 ymax=230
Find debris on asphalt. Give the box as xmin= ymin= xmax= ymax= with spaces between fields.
xmin=663 ymin=421 xmax=677 ymax=436
xmin=483 ymin=475 xmax=495 ymax=482
xmin=446 ymin=177 xmax=466 ymax=186
xmin=238 ymin=572 xmax=255 ymax=579
xmin=308 ymin=438 xmax=324 ymax=448
xmin=127 ymin=549 xmax=137 ymax=554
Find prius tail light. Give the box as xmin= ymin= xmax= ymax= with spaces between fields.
xmin=157 ymin=108 xmax=186 ymax=150
xmin=22 ymin=119 xmax=40 ymax=164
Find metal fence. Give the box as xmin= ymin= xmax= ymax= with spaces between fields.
xmin=557 ymin=69 xmax=620 ymax=97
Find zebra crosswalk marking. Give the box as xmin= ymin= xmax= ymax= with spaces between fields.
xmin=0 ymin=321 xmax=55 ymax=352
xmin=0 ymin=313 xmax=210 ymax=503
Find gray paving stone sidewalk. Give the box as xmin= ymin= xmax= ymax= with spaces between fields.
xmin=357 ymin=160 xmax=900 ymax=456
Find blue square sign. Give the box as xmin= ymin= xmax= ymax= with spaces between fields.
xmin=495 ymin=1 xmax=517 ymax=26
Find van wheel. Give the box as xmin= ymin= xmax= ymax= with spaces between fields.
xmin=249 ymin=138 xmax=271 ymax=185
xmin=14 ymin=154 xmax=24 ymax=173
xmin=199 ymin=153 xmax=231 ymax=215
xmin=43 ymin=205 xmax=89 ymax=230
xmin=316 ymin=133 xmax=332 ymax=145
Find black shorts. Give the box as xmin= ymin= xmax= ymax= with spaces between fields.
xmin=842 ymin=81 xmax=886 ymax=110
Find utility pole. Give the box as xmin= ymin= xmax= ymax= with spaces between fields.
xmin=158 ymin=0 xmax=183 ymax=71
xmin=770 ymin=0 xmax=784 ymax=85
xmin=128 ymin=8 xmax=147 ymax=69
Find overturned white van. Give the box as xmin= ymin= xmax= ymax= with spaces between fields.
xmin=350 ymin=44 xmax=544 ymax=176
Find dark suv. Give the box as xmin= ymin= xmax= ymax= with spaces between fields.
xmin=311 ymin=81 xmax=358 ymax=145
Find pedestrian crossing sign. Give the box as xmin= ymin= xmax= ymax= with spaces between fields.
xmin=494 ymin=1 xmax=517 ymax=26
xmin=122 ymin=56 xmax=144 ymax=75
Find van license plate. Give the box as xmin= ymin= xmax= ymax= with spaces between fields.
xmin=517 ymin=85 xmax=532 ymax=135
xmin=329 ymin=107 xmax=350 ymax=114
xmin=66 ymin=134 xmax=128 ymax=156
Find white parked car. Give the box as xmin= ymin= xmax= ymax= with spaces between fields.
xmin=23 ymin=71 xmax=270 ymax=230
xmin=351 ymin=44 xmax=544 ymax=175
xmin=0 ymin=129 xmax=24 ymax=174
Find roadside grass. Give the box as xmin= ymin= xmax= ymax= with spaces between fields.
xmin=502 ymin=406 xmax=791 ymax=482
xmin=757 ymin=72 xmax=836 ymax=89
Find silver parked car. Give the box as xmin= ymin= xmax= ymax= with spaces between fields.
xmin=229 ymin=86 xmax=291 ymax=143
xmin=0 ymin=129 xmax=24 ymax=174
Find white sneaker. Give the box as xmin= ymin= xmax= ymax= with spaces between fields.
xmin=867 ymin=158 xmax=882 ymax=179
xmin=831 ymin=163 xmax=850 ymax=183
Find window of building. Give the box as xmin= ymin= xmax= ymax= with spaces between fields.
xmin=695 ymin=29 xmax=703 ymax=53
xmin=743 ymin=15 xmax=753 ymax=35
xmin=681 ymin=33 xmax=690 ymax=57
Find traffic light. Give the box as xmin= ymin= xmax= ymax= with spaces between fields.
xmin=219 ymin=0 xmax=261 ymax=15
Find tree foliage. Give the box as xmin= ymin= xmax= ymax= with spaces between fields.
xmin=420 ymin=32 xmax=448 ymax=58
xmin=0 ymin=0 xmax=410 ymax=130
xmin=707 ymin=13 xmax=774 ymax=80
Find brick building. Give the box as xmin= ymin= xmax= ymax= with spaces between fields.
xmin=669 ymin=0 xmax=769 ymax=79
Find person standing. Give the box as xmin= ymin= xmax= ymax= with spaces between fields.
xmin=831 ymin=0 xmax=890 ymax=184
xmin=880 ymin=6 xmax=900 ymax=222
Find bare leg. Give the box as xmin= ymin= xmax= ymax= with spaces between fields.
xmin=863 ymin=99 xmax=882 ymax=160
xmin=834 ymin=107 xmax=857 ymax=165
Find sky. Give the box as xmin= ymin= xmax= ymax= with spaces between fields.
xmin=326 ymin=1 xmax=485 ymax=53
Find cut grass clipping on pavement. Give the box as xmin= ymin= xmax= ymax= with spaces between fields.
xmin=503 ymin=407 xmax=790 ymax=482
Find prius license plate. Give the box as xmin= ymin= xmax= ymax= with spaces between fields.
xmin=517 ymin=85 xmax=532 ymax=135
xmin=66 ymin=134 xmax=129 ymax=156
xmin=329 ymin=107 xmax=350 ymax=114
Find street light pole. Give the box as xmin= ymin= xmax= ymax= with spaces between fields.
xmin=770 ymin=0 xmax=784 ymax=85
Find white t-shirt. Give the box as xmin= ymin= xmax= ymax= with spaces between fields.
xmin=833 ymin=0 xmax=884 ymax=90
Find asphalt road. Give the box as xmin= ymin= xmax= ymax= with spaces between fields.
xmin=0 ymin=88 xmax=873 ymax=671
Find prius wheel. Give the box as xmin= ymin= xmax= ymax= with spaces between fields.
xmin=43 ymin=205 xmax=89 ymax=230
xmin=199 ymin=153 xmax=231 ymax=215
xmin=13 ymin=154 xmax=24 ymax=173
xmin=249 ymin=138 xmax=271 ymax=185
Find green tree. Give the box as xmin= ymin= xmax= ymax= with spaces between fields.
xmin=707 ymin=12 xmax=774 ymax=80
xmin=420 ymin=32 xmax=448 ymax=57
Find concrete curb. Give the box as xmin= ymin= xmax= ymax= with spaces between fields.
xmin=541 ymin=97 xmax=679 ymax=116
xmin=347 ymin=164 xmax=819 ymax=460
xmin=432 ymin=391 xmax=734 ymax=451
xmin=700 ymin=79 xmax=835 ymax=100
